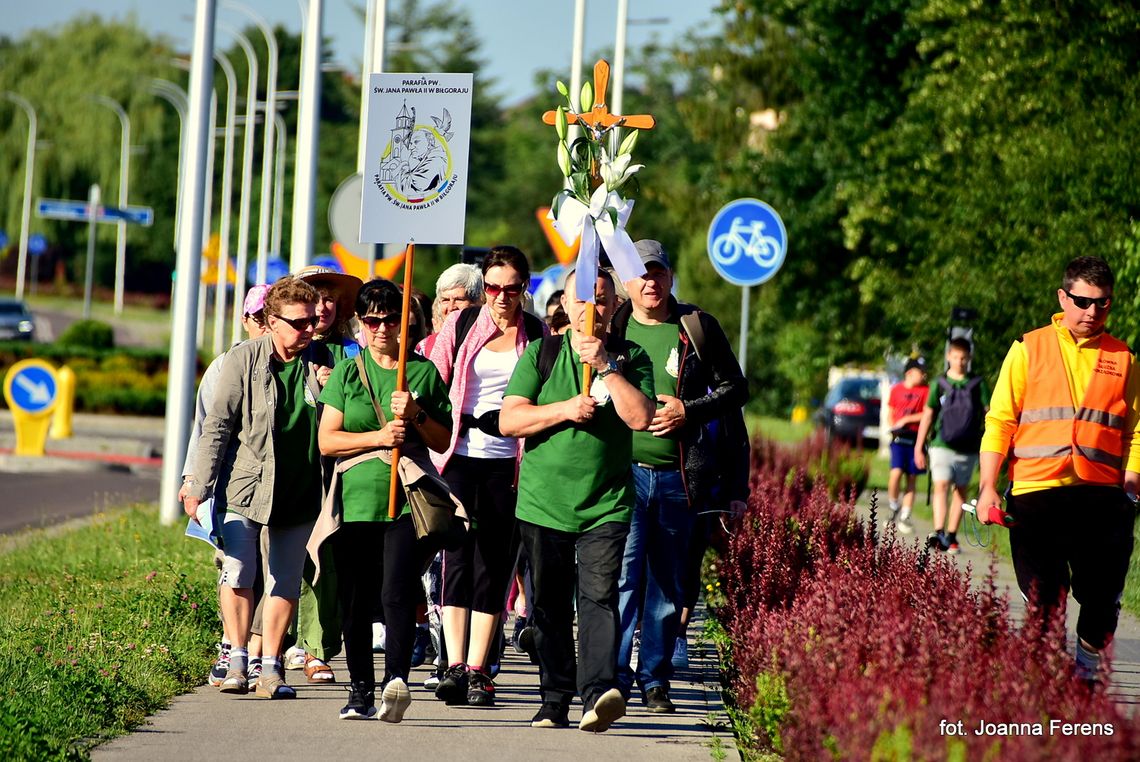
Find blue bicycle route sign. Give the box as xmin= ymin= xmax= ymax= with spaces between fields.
xmin=706 ymin=198 xmax=788 ymax=287
xmin=4 ymin=360 xmax=58 ymax=415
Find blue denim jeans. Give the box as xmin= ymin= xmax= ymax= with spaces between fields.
xmin=617 ymin=465 xmax=694 ymax=697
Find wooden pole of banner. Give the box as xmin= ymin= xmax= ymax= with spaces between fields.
xmin=388 ymin=240 xmax=415 ymax=519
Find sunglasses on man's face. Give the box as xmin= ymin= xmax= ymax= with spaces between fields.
xmin=1064 ymin=289 xmax=1111 ymax=310
xmin=485 ymin=283 xmax=524 ymax=298
xmin=360 ymin=314 xmax=402 ymax=330
xmin=273 ymin=314 xmax=318 ymax=331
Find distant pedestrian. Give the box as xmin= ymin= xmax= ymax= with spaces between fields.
xmin=500 ymin=267 xmax=655 ymax=732
xmin=913 ymin=338 xmax=990 ymax=554
xmin=887 ymin=357 xmax=929 ymax=534
xmin=417 ymin=263 xmax=483 ymax=357
xmin=977 ymin=256 xmax=1140 ymax=687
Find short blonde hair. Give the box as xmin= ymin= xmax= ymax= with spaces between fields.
xmin=265 ymin=276 xmax=318 ymax=317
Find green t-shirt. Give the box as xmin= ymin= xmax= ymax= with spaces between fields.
xmin=626 ymin=317 xmax=681 ymax=467
xmin=318 ymin=353 xmax=451 ymax=523
xmin=505 ymin=331 xmax=655 ymax=533
xmin=270 ymin=356 xmax=321 ymax=526
xmin=926 ymin=374 xmax=991 ymax=449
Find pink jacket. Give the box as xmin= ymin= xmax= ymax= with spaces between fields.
xmin=427 ymin=306 xmax=544 ymax=473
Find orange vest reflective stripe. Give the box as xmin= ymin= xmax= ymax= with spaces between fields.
xmin=1009 ymin=325 xmax=1130 ymax=485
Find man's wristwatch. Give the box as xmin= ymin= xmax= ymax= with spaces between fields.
xmin=413 ymin=408 xmax=428 ymax=426
xmin=597 ymin=356 xmax=620 ymax=379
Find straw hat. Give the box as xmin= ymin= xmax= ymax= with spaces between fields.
xmin=292 ymin=265 xmax=363 ymax=322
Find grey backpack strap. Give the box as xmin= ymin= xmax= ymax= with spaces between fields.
xmin=354 ymin=353 xmax=388 ymax=426
xmin=679 ymin=312 xmax=706 ymax=362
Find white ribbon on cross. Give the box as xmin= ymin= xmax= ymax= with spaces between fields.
xmin=550 ymin=185 xmax=646 ymax=302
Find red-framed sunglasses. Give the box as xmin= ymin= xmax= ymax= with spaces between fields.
xmin=485 ymin=283 xmax=524 ymax=298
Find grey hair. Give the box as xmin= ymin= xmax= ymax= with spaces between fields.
xmin=435 ymin=263 xmax=483 ymax=302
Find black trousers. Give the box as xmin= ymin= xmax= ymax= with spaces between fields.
xmin=332 ymin=516 xmax=427 ymax=687
xmin=1008 ymin=485 xmax=1135 ymax=649
xmin=441 ymin=454 xmax=519 ymax=613
xmin=519 ymin=518 xmax=628 ymax=710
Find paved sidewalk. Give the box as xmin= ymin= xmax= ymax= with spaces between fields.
xmin=861 ymin=493 xmax=1140 ymax=715
xmin=93 ymin=624 xmax=733 ymax=761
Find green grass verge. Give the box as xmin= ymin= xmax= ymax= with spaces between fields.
xmin=0 ymin=505 xmax=219 ymax=760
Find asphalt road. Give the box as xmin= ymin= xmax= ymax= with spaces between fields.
xmin=0 ymin=468 xmax=160 ymax=535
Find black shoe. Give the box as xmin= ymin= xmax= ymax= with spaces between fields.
xmin=518 ymin=626 xmax=539 ymax=665
xmin=339 ymin=683 xmax=377 ymax=720
xmin=467 ymin=669 xmax=495 ymax=706
xmin=512 ymin=616 xmax=528 ymax=653
xmin=531 ymin=701 xmax=570 ymax=728
xmin=410 ymin=626 xmax=430 ymax=668
xmin=435 ymin=663 xmax=469 ymax=705
xmin=644 ymin=686 xmax=675 ymax=714
xmin=925 ymin=531 xmax=945 ymax=551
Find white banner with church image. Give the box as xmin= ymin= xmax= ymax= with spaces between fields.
xmin=360 ymin=72 xmax=474 ymax=245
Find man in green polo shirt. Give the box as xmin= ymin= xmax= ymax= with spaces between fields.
xmin=500 ymin=267 xmax=656 ymax=733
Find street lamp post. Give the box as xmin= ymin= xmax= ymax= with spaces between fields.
xmin=273 ymin=110 xmax=289 ymax=263
xmin=291 ymin=0 xmax=323 ymax=272
xmin=150 ymin=80 xmax=188 ymax=252
xmin=88 ymin=95 xmax=131 ymax=315
xmin=161 ymin=0 xmax=217 ymax=525
xmin=221 ymin=26 xmax=260 ymax=344
xmin=224 ymin=2 xmax=278 ymax=285
xmin=212 ymin=51 xmax=238 ymax=356
xmin=2 ymin=92 xmax=37 ymax=302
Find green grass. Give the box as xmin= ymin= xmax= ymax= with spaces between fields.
xmin=0 ymin=505 xmax=219 ymax=760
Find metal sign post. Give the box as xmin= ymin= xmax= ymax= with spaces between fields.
xmin=707 ymin=197 xmax=789 ymax=377
xmin=83 ymin=185 xmax=100 ymax=320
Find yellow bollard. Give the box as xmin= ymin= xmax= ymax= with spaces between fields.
xmin=3 ymin=359 xmax=59 ymax=457
xmin=791 ymin=404 xmax=809 ymax=424
xmin=50 ymin=365 xmax=76 ymax=440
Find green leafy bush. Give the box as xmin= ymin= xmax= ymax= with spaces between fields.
xmin=56 ymin=320 xmax=115 ymax=350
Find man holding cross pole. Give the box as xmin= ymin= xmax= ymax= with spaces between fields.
xmin=500 ymin=267 xmax=655 ymax=732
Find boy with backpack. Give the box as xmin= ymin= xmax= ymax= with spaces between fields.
xmin=914 ymin=338 xmax=990 ymax=553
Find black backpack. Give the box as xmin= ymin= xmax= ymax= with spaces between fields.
xmin=937 ymin=376 xmax=984 ymax=450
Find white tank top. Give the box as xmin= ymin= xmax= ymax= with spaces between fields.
xmin=455 ymin=345 xmax=519 ymax=459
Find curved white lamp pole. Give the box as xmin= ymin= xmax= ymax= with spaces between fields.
xmin=212 ymin=51 xmax=238 ymax=356
xmin=88 ymin=95 xmax=131 ymax=315
xmin=150 ymin=80 xmax=188 ymax=253
xmin=220 ymin=25 xmax=260 ymax=344
xmin=3 ymin=92 xmax=37 ymax=301
xmin=224 ymin=2 xmax=277 ymax=285
xmin=291 ymin=0 xmax=323 ymax=271
xmin=272 ymin=110 xmax=288 ymax=260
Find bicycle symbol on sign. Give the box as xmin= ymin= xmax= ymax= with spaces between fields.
xmin=711 ymin=217 xmax=783 ymax=268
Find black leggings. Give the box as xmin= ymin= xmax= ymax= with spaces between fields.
xmin=441 ymin=454 xmax=519 ymax=613
xmin=333 ymin=516 xmax=427 ymax=686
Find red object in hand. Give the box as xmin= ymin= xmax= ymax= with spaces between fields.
xmin=984 ymin=504 xmax=1016 ymax=527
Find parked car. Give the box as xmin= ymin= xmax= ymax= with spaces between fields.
xmin=816 ymin=375 xmax=883 ymax=447
xmin=0 ymin=298 xmax=35 ymax=341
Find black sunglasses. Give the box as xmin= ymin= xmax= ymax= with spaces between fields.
xmin=1064 ymin=290 xmax=1111 ymax=310
xmin=485 ymin=283 xmax=524 ymax=298
xmin=273 ymin=314 xmax=318 ymax=331
xmin=360 ymin=314 xmax=402 ymax=330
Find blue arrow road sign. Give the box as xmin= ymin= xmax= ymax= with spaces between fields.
xmin=8 ymin=364 xmax=57 ymax=414
xmin=706 ymin=198 xmax=788 ymax=287
xmin=36 ymin=198 xmax=154 ymax=227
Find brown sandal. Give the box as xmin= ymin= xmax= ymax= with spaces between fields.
xmin=303 ymin=653 xmax=336 ymax=683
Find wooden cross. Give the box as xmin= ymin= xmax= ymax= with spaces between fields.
xmin=542 ymin=59 xmax=656 ymax=135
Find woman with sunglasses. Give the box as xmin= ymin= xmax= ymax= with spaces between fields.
xmin=427 ymin=245 xmax=548 ymax=707
xmin=287 ymin=265 xmax=363 ymax=684
xmin=182 ymin=277 xmax=331 ymax=700
xmin=317 ymin=278 xmax=453 ymax=721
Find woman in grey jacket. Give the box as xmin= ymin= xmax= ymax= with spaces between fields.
xmin=182 ymin=277 xmax=330 ymax=699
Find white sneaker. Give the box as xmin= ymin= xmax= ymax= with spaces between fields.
xmin=379 ymin=677 xmax=411 ymax=723
xmin=284 ymin=646 xmax=306 ymax=670
xmin=424 ymin=673 xmax=440 ymax=690
xmin=897 ymin=515 xmax=914 ymax=535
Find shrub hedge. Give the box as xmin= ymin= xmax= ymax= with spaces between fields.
xmin=0 ymin=341 xmax=196 ymax=416
xmin=711 ymin=437 xmax=1139 ymax=760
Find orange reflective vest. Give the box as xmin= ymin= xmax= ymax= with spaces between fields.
xmin=1009 ymin=325 xmax=1130 ymax=485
